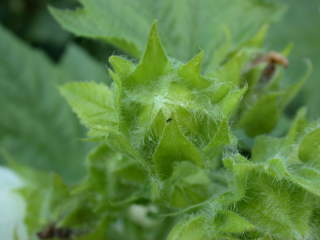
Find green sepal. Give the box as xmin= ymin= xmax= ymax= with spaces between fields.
xmin=123 ymin=23 xmax=169 ymax=90
xmin=152 ymin=120 xmax=204 ymax=179
xmin=203 ymin=120 xmax=234 ymax=168
xmin=109 ymin=55 xmax=135 ymax=78
xmin=178 ymin=51 xmax=210 ymax=89
xmin=227 ymin=154 xmax=314 ymax=239
xmin=158 ymin=161 xmax=211 ymax=208
xmin=167 ymin=215 xmax=208 ymax=240
xmin=299 ymin=127 xmax=320 ymax=168
xmin=239 ymin=92 xmax=282 ymax=137
xmin=214 ymin=210 xmax=255 ymax=233
xmin=219 ymin=86 xmax=247 ymax=118
xmin=285 ymin=107 xmax=308 ymax=144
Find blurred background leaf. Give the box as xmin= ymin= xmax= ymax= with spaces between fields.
xmin=267 ymin=0 xmax=320 ymax=119
xmin=0 ymin=24 xmax=109 ymax=183
xmin=50 ymin=0 xmax=284 ymax=65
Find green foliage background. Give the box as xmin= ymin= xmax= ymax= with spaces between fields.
xmin=1 ymin=0 xmax=319 ymax=181
xmin=0 ymin=0 xmax=320 ymax=239
xmin=267 ymin=0 xmax=320 ymax=118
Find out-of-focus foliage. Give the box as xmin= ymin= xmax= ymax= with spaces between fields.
xmin=0 ymin=0 xmax=114 ymax=62
xmin=0 ymin=25 xmax=109 ymax=182
xmin=267 ymin=0 xmax=320 ymax=118
xmin=0 ymin=0 xmax=78 ymax=42
xmin=0 ymin=0 xmax=75 ymax=60
xmin=50 ymin=0 xmax=284 ymax=64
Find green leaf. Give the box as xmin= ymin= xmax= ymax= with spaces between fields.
xmin=289 ymin=166 xmax=320 ymax=197
xmin=311 ymin=208 xmax=320 ymax=239
xmin=74 ymin=217 xmax=109 ymax=240
xmin=211 ymin=52 xmax=247 ymax=87
xmin=224 ymin=124 xmax=320 ymax=238
xmin=219 ymin=87 xmax=247 ymax=118
xmin=49 ymin=2 xmax=142 ymax=57
xmin=285 ymin=107 xmax=308 ymax=144
xmin=243 ymin=24 xmax=269 ymax=49
xmin=267 ymin=0 xmax=320 ymax=119
xmin=237 ymin=47 xmax=311 ymax=138
xmin=249 ymin=128 xmax=320 ymax=199
xmin=158 ymin=161 xmax=211 ymax=208
xmin=239 ymin=92 xmax=282 ymax=137
xmin=50 ymin=0 xmax=284 ymax=63
xmin=109 ymin=55 xmax=135 ymax=78
xmin=167 ymin=215 xmax=207 ymax=240
xmin=214 ymin=210 xmax=255 ymax=233
xmin=0 ymin=25 xmax=90 ymax=182
xmin=167 ymin=209 xmax=255 ymax=239
xmin=299 ymin=127 xmax=320 ymax=168
xmin=203 ymin=120 xmax=233 ymax=167
xmin=278 ymin=60 xmax=312 ymax=109
xmin=60 ymin=43 xmax=110 ymax=83
xmin=251 ymin=136 xmax=287 ymax=163
xmin=60 ymin=82 xmax=118 ymax=137
xmin=84 ymin=144 xmax=147 ymax=202
xmin=237 ymin=172 xmax=313 ymax=239
xmin=228 ymin=157 xmax=314 ymax=239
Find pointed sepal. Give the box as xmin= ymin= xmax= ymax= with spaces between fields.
xmin=109 ymin=55 xmax=135 ymax=78
xmin=126 ymin=23 xmax=170 ymax=89
xmin=152 ymin=119 xmax=204 ymax=179
xmin=178 ymin=51 xmax=210 ymax=89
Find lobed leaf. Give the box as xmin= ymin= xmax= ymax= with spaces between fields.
xmin=50 ymin=0 xmax=284 ymax=64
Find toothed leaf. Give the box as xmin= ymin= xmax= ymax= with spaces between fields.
xmin=50 ymin=0 xmax=284 ymax=64
xmin=60 ymin=82 xmax=117 ymax=136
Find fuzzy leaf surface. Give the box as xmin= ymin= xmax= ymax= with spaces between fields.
xmin=50 ymin=0 xmax=284 ymax=63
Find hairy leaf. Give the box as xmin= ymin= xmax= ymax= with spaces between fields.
xmin=50 ymin=0 xmax=284 ymax=63
xmin=0 ymin=25 xmax=95 ymax=182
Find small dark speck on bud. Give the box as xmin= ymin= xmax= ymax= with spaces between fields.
xmin=166 ymin=118 xmax=173 ymax=123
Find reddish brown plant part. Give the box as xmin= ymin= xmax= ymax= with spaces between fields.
xmin=37 ymin=223 xmax=73 ymax=239
xmin=252 ymin=51 xmax=289 ymax=82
